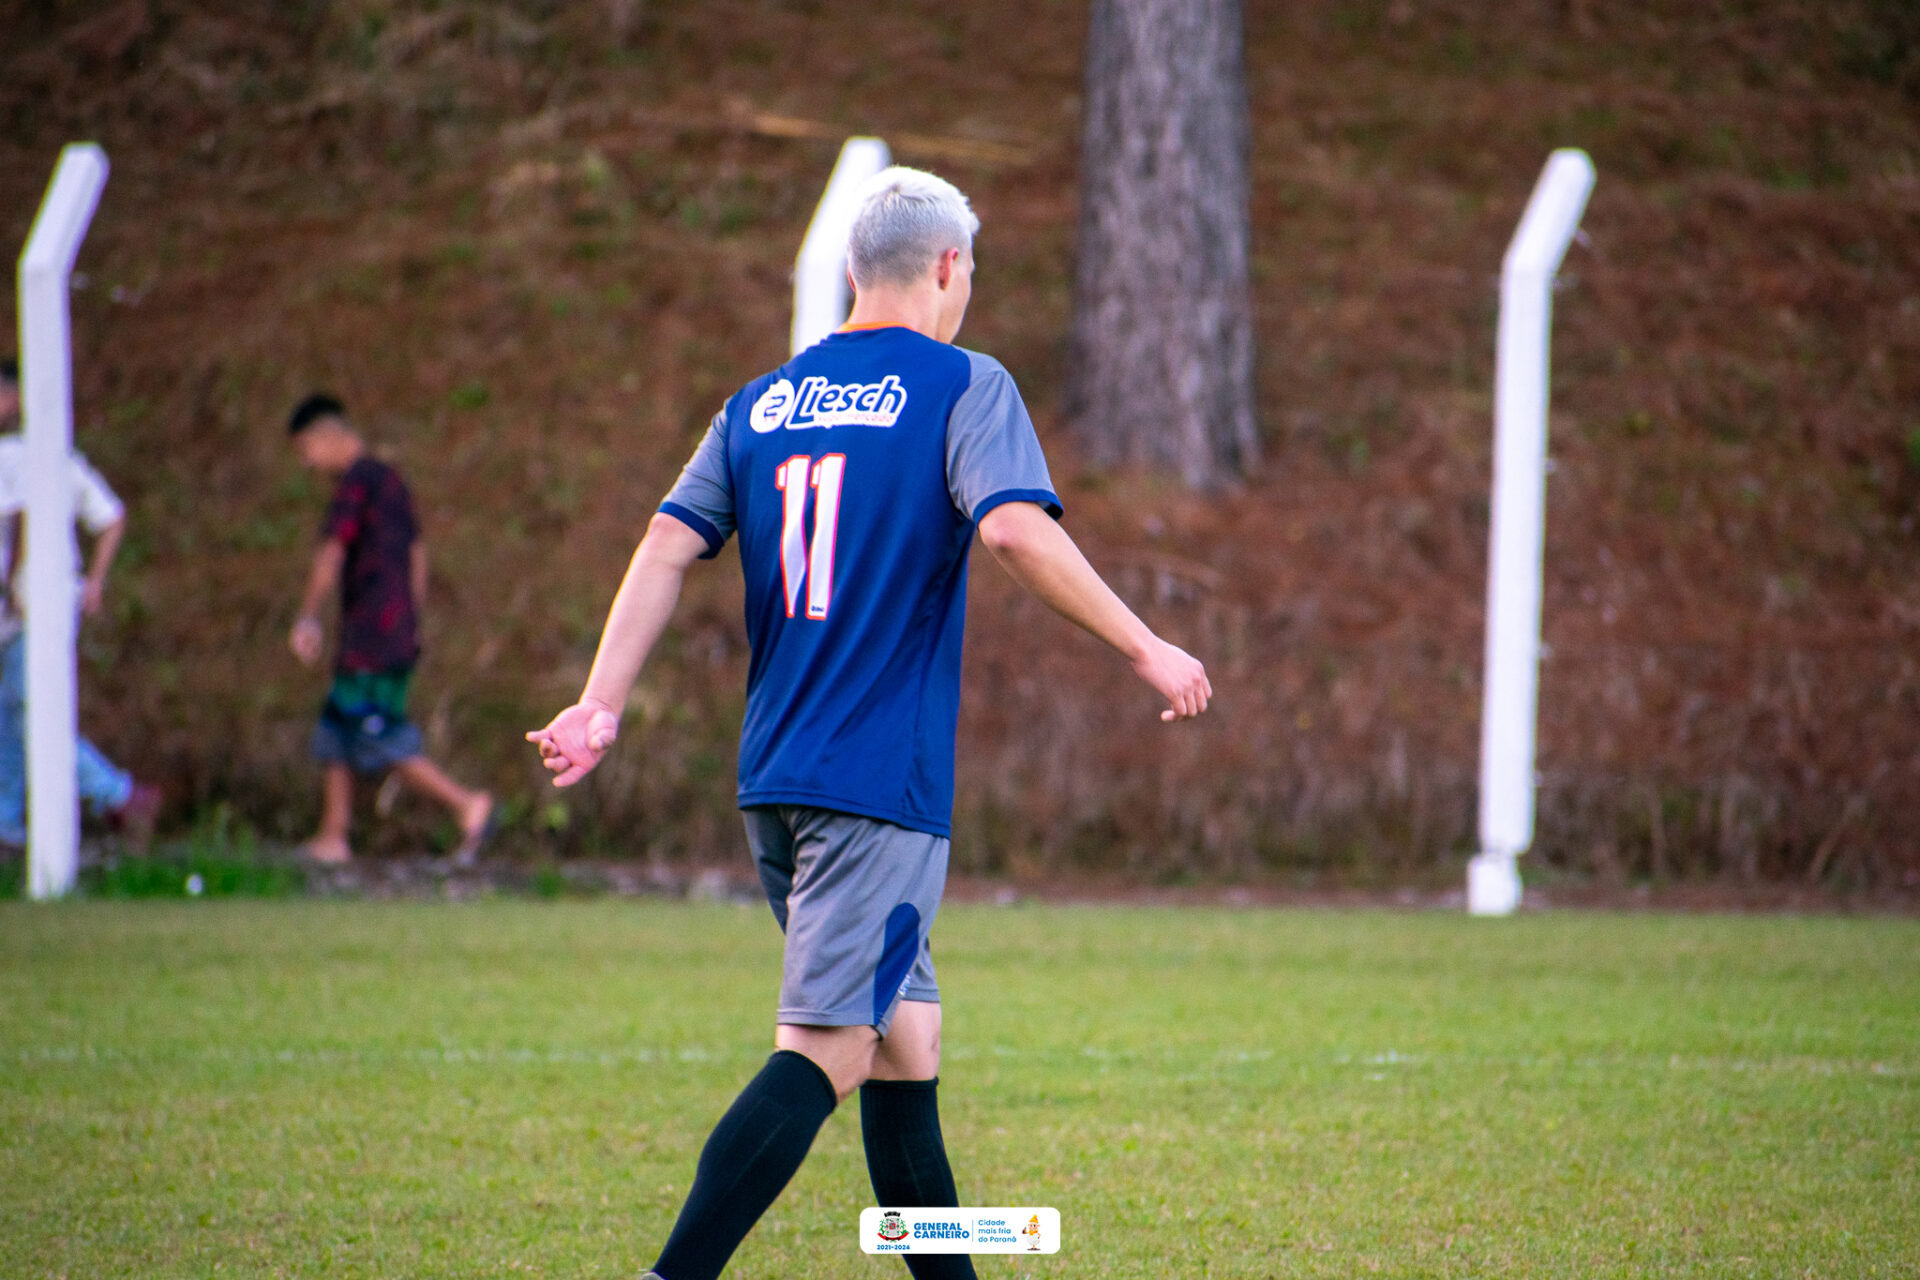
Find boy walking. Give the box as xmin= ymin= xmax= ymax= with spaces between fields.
xmin=286 ymin=393 xmax=492 ymax=864
xmin=0 ymin=356 xmax=160 ymax=848
xmin=529 ymin=167 xmax=1209 ymax=1279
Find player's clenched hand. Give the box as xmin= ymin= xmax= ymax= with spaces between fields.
xmin=1133 ymin=637 xmax=1212 ymax=722
xmin=526 ymin=702 xmax=620 ymax=787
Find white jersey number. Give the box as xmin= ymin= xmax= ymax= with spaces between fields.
xmin=774 ymin=453 xmax=846 ymax=620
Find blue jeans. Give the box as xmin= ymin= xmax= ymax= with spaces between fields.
xmin=0 ymin=633 xmax=132 ymax=845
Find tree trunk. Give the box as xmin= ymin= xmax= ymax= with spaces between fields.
xmin=1070 ymin=0 xmax=1258 ymax=489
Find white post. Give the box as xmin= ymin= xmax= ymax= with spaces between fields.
xmin=1471 ymin=148 xmax=1594 ymax=917
xmin=790 ymin=137 xmax=891 ymax=356
xmin=18 ymin=143 xmax=109 ymax=901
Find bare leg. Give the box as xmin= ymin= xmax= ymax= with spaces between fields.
xmin=870 ymin=999 xmax=943 ymax=1081
xmin=391 ymin=756 xmax=493 ymax=859
xmin=775 ymin=1022 xmax=881 ymax=1103
xmin=774 ymin=1003 xmax=939 ymax=1099
xmin=303 ymin=764 xmax=354 ymax=863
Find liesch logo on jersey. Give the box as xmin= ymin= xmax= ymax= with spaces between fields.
xmin=750 ymin=375 xmax=908 ymax=433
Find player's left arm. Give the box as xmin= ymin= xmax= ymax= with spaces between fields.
xmin=526 ymin=512 xmax=711 ymax=786
xmin=978 ymin=501 xmax=1211 ymax=722
xmin=946 ymin=355 xmax=1206 ymax=719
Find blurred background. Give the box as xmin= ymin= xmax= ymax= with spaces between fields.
xmin=2 ymin=0 xmax=1917 ymax=893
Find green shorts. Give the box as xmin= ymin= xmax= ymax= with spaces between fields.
xmin=311 ymin=668 xmax=422 ymax=775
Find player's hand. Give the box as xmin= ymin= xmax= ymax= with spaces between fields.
xmin=79 ymin=578 xmax=105 ymax=618
xmin=289 ymin=616 xmax=324 ymax=667
xmin=1133 ymin=637 xmax=1211 ymax=722
xmin=526 ymin=701 xmax=620 ymax=787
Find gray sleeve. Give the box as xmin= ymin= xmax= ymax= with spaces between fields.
xmin=659 ymin=411 xmax=735 ymax=557
xmin=946 ymin=351 xmax=1062 ymax=524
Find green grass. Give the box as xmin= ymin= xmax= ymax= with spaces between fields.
xmin=1 ymin=903 xmax=1915 ymax=1278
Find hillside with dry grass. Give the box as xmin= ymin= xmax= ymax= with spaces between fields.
xmin=3 ymin=0 xmax=1918 ymax=887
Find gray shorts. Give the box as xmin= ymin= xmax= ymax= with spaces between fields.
xmin=743 ymin=805 xmax=947 ymax=1037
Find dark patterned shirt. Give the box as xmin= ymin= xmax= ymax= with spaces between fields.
xmin=321 ymin=455 xmax=420 ymax=673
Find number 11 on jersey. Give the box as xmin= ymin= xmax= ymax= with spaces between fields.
xmin=775 ymin=453 xmax=846 ymax=620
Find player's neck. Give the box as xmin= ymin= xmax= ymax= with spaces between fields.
xmin=843 ymin=288 xmax=943 ymax=342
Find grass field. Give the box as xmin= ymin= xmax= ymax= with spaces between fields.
xmin=2 ymin=901 xmax=1915 ymax=1278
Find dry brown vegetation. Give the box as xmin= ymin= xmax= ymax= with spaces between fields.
xmin=3 ymin=0 xmax=1918 ymax=888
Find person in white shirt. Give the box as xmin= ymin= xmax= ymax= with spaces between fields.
xmin=0 ymin=356 xmax=159 ymax=849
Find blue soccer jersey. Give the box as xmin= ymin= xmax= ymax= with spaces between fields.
xmin=659 ymin=326 xmax=1060 ymax=837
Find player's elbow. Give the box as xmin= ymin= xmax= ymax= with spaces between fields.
xmin=636 ymin=511 xmax=712 ymax=572
xmin=977 ymin=518 xmax=1019 ymax=558
xmin=977 ymin=503 xmax=1044 ymax=560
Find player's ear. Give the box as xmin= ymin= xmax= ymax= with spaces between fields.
xmin=935 ymin=247 xmax=957 ymax=290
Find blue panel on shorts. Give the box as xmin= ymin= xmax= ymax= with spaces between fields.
xmin=873 ymin=903 xmax=922 ymax=1027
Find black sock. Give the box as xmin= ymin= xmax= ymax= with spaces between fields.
xmin=862 ymin=1078 xmax=977 ymax=1280
xmin=652 ymin=1049 xmax=838 ymax=1280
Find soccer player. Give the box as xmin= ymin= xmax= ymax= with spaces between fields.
xmin=528 ymin=167 xmax=1210 ymax=1280
xmin=285 ymin=393 xmax=493 ymax=864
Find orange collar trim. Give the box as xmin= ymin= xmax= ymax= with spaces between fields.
xmin=835 ymin=321 xmax=908 ymax=333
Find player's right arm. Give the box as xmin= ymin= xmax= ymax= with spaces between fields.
xmin=532 ymin=405 xmax=735 ymax=784
xmin=978 ymin=501 xmax=1211 ymax=722
xmin=526 ymin=512 xmax=711 ymax=786
xmin=289 ymin=539 xmax=345 ymax=667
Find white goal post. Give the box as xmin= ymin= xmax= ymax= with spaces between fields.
xmin=19 ymin=143 xmax=110 ymax=901
xmin=790 ymin=137 xmax=891 ymax=356
xmin=1470 ymin=148 xmax=1595 ymax=917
